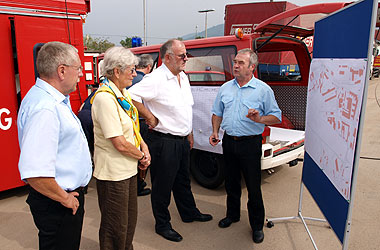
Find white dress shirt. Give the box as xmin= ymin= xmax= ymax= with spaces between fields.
xmin=129 ymin=64 xmax=194 ymax=136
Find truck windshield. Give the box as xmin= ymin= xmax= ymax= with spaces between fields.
xmin=185 ymin=46 xmax=236 ymax=85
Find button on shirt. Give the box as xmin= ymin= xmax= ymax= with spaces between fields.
xmin=18 ymin=78 xmax=92 ymax=191
xmin=212 ymin=76 xmax=282 ymax=137
xmin=128 ymin=64 xmax=194 ymax=136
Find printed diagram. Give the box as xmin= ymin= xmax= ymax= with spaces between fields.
xmin=305 ymin=59 xmax=367 ymax=201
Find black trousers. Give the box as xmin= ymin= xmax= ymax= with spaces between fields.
xmin=26 ymin=187 xmax=85 ymax=250
xmin=222 ymin=133 xmax=265 ymax=231
xmin=146 ymin=131 xmax=199 ymax=232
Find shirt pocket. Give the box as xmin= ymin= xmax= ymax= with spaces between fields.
xmin=240 ymin=99 xmax=262 ymax=122
xmin=221 ymin=95 xmax=234 ymax=114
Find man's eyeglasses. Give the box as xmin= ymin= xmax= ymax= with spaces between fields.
xmin=170 ymin=52 xmax=189 ymax=60
xmin=63 ymin=64 xmax=83 ymax=72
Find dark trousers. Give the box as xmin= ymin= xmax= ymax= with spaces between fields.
xmin=147 ymin=131 xmax=199 ymax=232
xmin=26 ymin=187 xmax=85 ymax=250
xmin=96 ymin=175 xmax=137 ymax=250
xmin=222 ymin=133 xmax=265 ymax=231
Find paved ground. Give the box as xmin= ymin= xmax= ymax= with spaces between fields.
xmin=0 ymin=78 xmax=379 ymax=250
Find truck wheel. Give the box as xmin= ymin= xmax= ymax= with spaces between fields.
xmin=190 ymin=149 xmax=225 ymax=189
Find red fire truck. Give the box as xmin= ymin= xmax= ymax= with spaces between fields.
xmin=0 ymin=0 xmax=93 ymax=192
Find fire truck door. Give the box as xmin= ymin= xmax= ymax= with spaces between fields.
xmin=0 ymin=15 xmax=24 ymax=191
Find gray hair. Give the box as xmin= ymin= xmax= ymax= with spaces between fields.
xmin=101 ymin=46 xmax=138 ymax=78
xmin=238 ymin=48 xmax=258 ymax=68
xmin=136 ymin=54 xmax=154 ymax=69
xmin=37 ymin=41 xmax=78 ymax=78
xmin=160 ymin=39 xmax=178 ymax=63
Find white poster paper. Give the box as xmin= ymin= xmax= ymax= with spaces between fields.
xmin=305 ymin=58 xmax=367 ymax=200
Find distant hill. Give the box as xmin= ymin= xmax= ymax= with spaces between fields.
xmin=182 ymin=23 xmax=224 ymax=40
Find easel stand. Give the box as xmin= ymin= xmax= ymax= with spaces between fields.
xmin=266 ymin=182 xmax=327 ymax=250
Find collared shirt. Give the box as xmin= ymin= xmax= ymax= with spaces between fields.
xmin=129 ymin=64 xmax=194 ymax=136
xmin=92 ymin=80 xmax=138 ymax=181
xmin=212 ymin=76 xmax=282 ymax=137
xmin=17 ymin=78 xmax=92 ymax=191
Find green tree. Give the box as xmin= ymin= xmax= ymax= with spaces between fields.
xmin=84 ymin=35 xmax=115 ymax=52
xmin=120 ymin=37 xmax=132 ymax=48
xmin=195 ymin=36 xmax=204 ymax=39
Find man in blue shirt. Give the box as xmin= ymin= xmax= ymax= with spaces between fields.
xmin=209 ymin=49 xmax=281 ymax=244
xmin=17 ymin=41 xmax=92 ymax=250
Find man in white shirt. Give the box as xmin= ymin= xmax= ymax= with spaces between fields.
xmin=129 ymin=39 xmax=212 ymax=242
xmin=17 ymin=41 xmax=92 ymax=250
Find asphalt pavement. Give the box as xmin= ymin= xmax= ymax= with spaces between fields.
xmin=0 ymin=78 xmax=379 ymax=250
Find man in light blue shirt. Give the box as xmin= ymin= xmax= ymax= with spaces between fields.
xmin=17 ymin=41 xmax=92 ymax=250
xmin=209 ymin=49 xmax=281 ymax=244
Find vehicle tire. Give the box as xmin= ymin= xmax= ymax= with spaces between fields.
xmin=190 ymin=149 xmax=225 ymax=189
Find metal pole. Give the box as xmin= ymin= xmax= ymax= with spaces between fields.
xmin=143 ymin=0 xmax=147 ymax=45
xmin=198 ymin=9 xmax=214 ymax=39
xmin=205 ymin=12 xmax=208 ymax=38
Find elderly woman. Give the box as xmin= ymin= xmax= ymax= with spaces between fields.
xmin=91 ymin=46 xmax=150 ymax=250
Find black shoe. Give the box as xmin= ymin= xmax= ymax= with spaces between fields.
xmin=156 ymin=229 xmax=183 ymax=242
xmin=252 ymin=230 xmax=264 ymax=243
xmin=218 ymin=217 xmax=239 ymax=228
xmin=138 ymin=187 xmax=151 ymax=196
xmin=182 ymin=213 xmax=213 ymax=223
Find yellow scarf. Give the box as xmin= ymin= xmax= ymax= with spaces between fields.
xmin=91 ymin=83 xmax=142 ymax=148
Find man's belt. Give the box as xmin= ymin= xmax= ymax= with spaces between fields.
xmin=151 ymin=130 xmax=188 ymax=140
xmin=225 ymin=133 xmax=261 ymax=141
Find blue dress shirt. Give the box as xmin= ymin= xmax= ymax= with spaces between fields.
xmin=212 ymin=76 xmax=282 ymax=137
xmin=17 ymin=78 xmax=92 ymax=191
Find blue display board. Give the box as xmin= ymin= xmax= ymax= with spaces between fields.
xmin=302 ymin=0 xmax=376 ymax=244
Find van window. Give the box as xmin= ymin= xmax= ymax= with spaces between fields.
xmin=186 ymin=46 xmax=236 ymax=85
xmin=257 ymin=51 xmax=301 ymax=82
xmin=33 ymin=43 xmax=45 ymax=80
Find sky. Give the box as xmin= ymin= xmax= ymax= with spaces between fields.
xmin=83 ymin=0 xmax=353 ymax=46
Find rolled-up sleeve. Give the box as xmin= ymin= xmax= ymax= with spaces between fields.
xmin=128 ymin=74 xmax=158 ymax=103
xmin=211 ymin=89 xmax=224 ymax=117
xmin=263 ymin=89 xmax=282 ymax=122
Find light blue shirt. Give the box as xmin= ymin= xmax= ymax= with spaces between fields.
xmin=17 ymin=78 xmax=92 ymax=191
xmin=212 ymin=76 xmax=282 ymax=136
